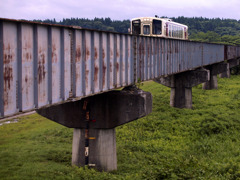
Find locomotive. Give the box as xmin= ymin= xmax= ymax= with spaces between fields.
xmin=130 ymin=16 xmax=188 ymax=40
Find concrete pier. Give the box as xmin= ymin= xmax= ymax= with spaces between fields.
xmin=219 ymin=63 xmax=230 ymax=78
xmin=72 ymin=128 xmax=117 ymax=171
xmin=202 ymin=74 xmax=218 ymax=90
xmin=37 ymin=88 xmax=152 ymax=171
xmin=155 ymin=68 xmax=210 ymax=109
xmin=219 ymin=59 xmax=240 ymax=78
xmin=202 ymin=63 xmax=228 ymax=90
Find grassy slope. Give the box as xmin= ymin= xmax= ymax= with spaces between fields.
xmin=0 ymin=75 xmax=240 ymax=180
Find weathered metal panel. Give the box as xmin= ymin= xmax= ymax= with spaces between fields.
xmin=3 ymin=22 xmax=18 ymax=116
xmin=148 ymin=38 xmax=152 ymax=79
xmin=194 ymin=42 xmax=203 ymax=68
xmin=121 ymin=35 xmax=125 ymax=86
xmin=129 ymin=36 xmax=134 ymax=84
xmin=137 ymin=37 xmax=143 ymax=81
xmin=0 ymin=21 xmax=4 ymax=117
xmin=115 ymin=34 xmax=121 ymax=88
xmin=150 ymin=38 xmax=154 ymax=79
xmin=160 ymin=38 xmax=165 ymax=76
xmin=51 ymin=27 xmax=61 ymax=103
xmin=155 ymin=38 xmax=158 ymax=77
xmin=144 ymin=37 xmax=148 ymax=80
xmin=181 ymin=41 xmax=187 ymax=71
xmin=186 ymin=42 xmax=192 ymax=70
xmin=126 ymin=35 xmax=131 ymax=85
xmin=84 ymin=31 xmax=92 ymax=96
xmin=93 ymin=31 xmax=100 ymax=93
xmin=166 ymin=39 xmax=171 ymax=75
xmin=37 ymin=25 xmax=48 ymax=107
xmin=63 ymin=29 xmax=71 ymax=100
xmin=173 ymin=40 xmax=178 ymax=73
xmin=158 ymin=38 xmax=162 ymax=76
xmin=109 ymin=33 xmax=114 ymax=89
xmin=75 ymin=29 xmax=83 ymax=97
xmin=202 ymin=44 xmax=224 ymax=66
xmin=21 ymin=24 xmax=34 ymax=111
xmin=172 ymin=40 xmax=176 ymax=73
xmin=102 ymin=32 xmax=108 ymax=91
xmin=225 ymin=45 xmax=238 ymax=60
xmin=99 ymin=32 xmax=103 ymax=91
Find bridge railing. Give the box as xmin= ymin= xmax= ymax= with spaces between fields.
xmin=0 ymin=18 xmax=240 ymax=118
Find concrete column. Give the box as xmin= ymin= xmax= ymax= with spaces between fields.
xmin=219 ymin=59 xmax=240 ymax=78
xmin=219 ymin=63 xmax=230 ymax=78
xmin=170 ymin=85 xmax=192 ymax=109
xmin=202 ymin=74 xmax=218 ymax=90
xmin=202 ymin=63 xmax=228 ymax=90
xmin=72 ymin=128 xmax=117 ymax=171
xmin=154 ymin=68 xmax=210 ymax=109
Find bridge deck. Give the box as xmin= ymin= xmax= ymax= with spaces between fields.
xmin=0 ymin=18 xmax=240 ymax=118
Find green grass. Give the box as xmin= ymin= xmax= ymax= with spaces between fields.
xmin=0 ymin=75 xmax=240 ymax=179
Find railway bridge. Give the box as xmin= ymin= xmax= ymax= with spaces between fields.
xmin=0 ymin=18 xmax=240 ymax=171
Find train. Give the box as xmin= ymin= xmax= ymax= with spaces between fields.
xmin=130 ymin=16 xmax=188 ymax=40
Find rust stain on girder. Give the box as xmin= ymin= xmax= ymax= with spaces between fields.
xmin=86 ymin=47 xmax=90 ymax=60
xmin=102 ymin=61 xmax=106 ymax=88
xmin=52 ymin=43 xmax=58 ymax=63
xmin=102 ymin=48 xmax=106 ymax=88
xmin=38 ymin=49 xmax=46 ymax=84
xmin=94 ymin=47 xmax=99 ymax=89
xmin=76 ymin=46 xmax=81 ymax=62
xmin=85 ymin=47 xmax=90 ymax=90
xmin=94 ymin=47 xmax=98 ymax=60
xmin=3 ymin=44 xmax=13 ymax=91
xmin=102 ymin=48 xmax=105 ymax=59
xmin=116 ymin=62 xmax=119 ymax=73
xmin=3 ymin=44 xmax=14 ymax=110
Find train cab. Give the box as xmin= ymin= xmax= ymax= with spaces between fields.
xmin=130 ymin=17 xmax=188 ymax=40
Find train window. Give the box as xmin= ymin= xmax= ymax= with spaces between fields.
xmin=143 ymin=25 xmax=150 ymax=35
xmin=152 ymin=20 xmax=162 ymax=35
xmin=132 ymin=19 xmax=141 ymax=35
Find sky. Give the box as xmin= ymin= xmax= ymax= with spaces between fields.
xmin=1 ymin=0 xmax=240 ymax=21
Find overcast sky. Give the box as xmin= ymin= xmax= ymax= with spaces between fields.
xmin=1 ymin=0 xmax=240 ymax=21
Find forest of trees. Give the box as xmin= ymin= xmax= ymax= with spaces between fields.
xmin=34 ymin=16 xmax=240 ymax=73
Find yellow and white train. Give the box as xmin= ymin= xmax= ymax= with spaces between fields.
xmin=130 ymin=17 xmax=188 ymax=40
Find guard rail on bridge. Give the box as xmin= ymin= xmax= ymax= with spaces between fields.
xmin=0 ymin=18 xmax=240 ymax=118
